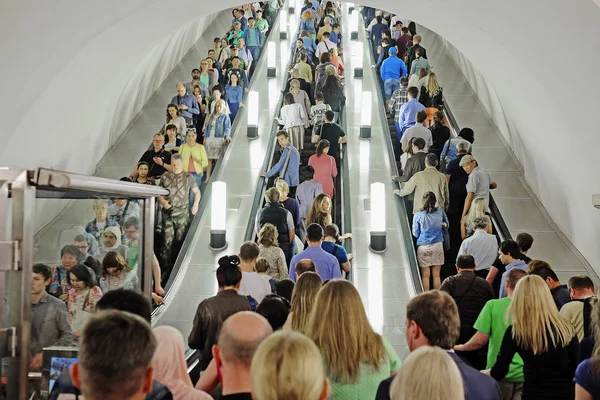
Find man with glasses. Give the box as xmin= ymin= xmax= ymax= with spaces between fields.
xmin=130 ymin=133 xmax=172 ymax=181
xmin=123 ymin=217 xmax=165 ymax=297
xmin=73 ymin=234 xmax=102 ymax=282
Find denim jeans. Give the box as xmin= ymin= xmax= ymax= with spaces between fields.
xmin=188 ymin=172 xmax=202 ymax=205
xmin=247 ymin=45 xmax=261 ymax=61
xmin=190 ymin=172 xmax=202 ymax=187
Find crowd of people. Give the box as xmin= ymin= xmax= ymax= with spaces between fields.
xmin=23 ymin=2 xmax=600 ymax=400
xmin=361 ymin=5 xmax=600 ymax=400
xmin=43 ymin=257 xmax=600 ymax=400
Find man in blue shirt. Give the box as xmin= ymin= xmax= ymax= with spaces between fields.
xmin=397 ymin=86 xmax=425 ymax=143
xmin=289 ymin=224 xmax=342 ymax=282
xmin=171 ymin=83 xmax=199 ymax=127
xmin=237 ymin=38 xmax=253 ymax=76
xmin=260 ymin=130 xmax=300 ymax=194
xmin=244 ymin=17 xmax=264 ymax=62
xmin=380 ymin=47 xmax=407 ymax=109
xmin=330 ymin=23 xmax=341 ymax=46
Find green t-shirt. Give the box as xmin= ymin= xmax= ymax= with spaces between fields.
xmin=473 ymin=298 xmax=524 ymax=382
xmin=127 ymin=243 xmax=156 ymax=272
xmin=329 ymin=337 xmax=401 ymax=399
xmin=255 ymin=18 xmax=269 ymax=32
xmin=128 ymin=243 xmax=139 ymax=269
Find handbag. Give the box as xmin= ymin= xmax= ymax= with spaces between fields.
xmin=72 ymin=289 xmax=93 ymax=333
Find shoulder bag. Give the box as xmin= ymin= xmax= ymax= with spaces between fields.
xmin=453 ymin=274 xmax=477 ymax=307
xmin=71 ymin=289 xmax=93 ymax=333
xmin=277 ymin=145 xmax=293 ymax=182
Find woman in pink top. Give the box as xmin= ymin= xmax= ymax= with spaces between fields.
xmin=308 ymin=139 xmax=338 ymax=198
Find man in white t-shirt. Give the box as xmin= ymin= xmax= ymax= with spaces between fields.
xmin=401 ymin=110 xmax=432 ymax=152
xmin=238 ymin=242 xmax=271 ymax=304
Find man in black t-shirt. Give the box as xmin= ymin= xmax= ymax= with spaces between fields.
xmin=311 ymin=110 xmax=347 ymax=162
xmin=130 ymin=133 xmax=172 ymax=180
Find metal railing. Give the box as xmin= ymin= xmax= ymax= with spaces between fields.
xmin=367 ymin=40 xmax=423 ymax=294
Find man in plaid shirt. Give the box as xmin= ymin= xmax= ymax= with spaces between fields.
xmin=388 ymin=76 xmax=409 ymax=127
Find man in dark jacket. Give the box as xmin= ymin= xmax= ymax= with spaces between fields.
xmin=441 ymin=255 xmax=495 ymax=370
xmin=445 ymin=139 xmax=470 ymax=248
xmin=375 ymin=290 xmax=501 ymax=400
xmin=188 ymin=257 xmax=252 ymax=370
xmin=394 ymin=137 xmax=427 ymax=183
xmin=406 ymin=34 xmax=427 ymax=73
xmin=255 ymin=187 xmax=295 ymax=265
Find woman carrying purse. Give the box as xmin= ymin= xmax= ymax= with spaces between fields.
xmin=67 ymin=264 xmax=103 ymax=337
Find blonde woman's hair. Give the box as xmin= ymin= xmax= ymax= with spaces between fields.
xmin=257 ymin=223 xmax=278 ymax=247
xmin=589 ymin=297 xmax=600 ymax=374
xmin=328 ymin=47 xmax=338 ymax=56
xmin=425 ymin=72 xmax=441 ymax=97
xmin=290 ymin=78 xmax=300 ymax=90
xmin=290 ymin=272 xmax=322 ymax=334
xmin=92 ymin=199 xmax=108 ymax=210
xmin=306 ymin=194 xmax=332 ymax=228
xmin=306 ymin=280 xmax=386 ymax=384
xmin=390 ymin=346 xmax=463 ymax=400
xmin=302 ymin=9 xmax=313 ymax=20
xmin=215 ymin=99 xmax=227 ymax=114
xmin=276 ymin=178 xmax=290 ymax=196
xmin=509 ymin=275 xmax=575 ymax=355
xmin=251 ymin=331 xmax=328 ymax=400
xmin=465 ymin=196 xmax=487 ymax=228
xmin=325 ymin=64 xmax=336 ymax=76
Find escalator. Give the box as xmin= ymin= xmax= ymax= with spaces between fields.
xmin=366 ymin=24 xmax=513 ymax=286
xmin=149 ymin=7 xmax=298 ymax=373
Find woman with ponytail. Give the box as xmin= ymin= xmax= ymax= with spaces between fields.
xmin=188 ymin=254 xmax=254 ymax=370
xmin=412 ymin=191 xmax=448 ymax=291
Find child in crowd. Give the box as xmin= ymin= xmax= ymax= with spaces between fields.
xmin=255 ymin=258 xmax=279 ymax=293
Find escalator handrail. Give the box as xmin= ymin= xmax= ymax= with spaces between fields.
xmin=181 ymin=9 xmax=287 ymax=371
xmin=366 ymin=38 xmax=423 ymax=294
xmin=336 ymin=109 xmax=352 ymax=281
xmin=157 ymin=12 xmax=283 ymax=299
xmin=243 ymin=21 xmax=306 ymax=243
xmin=244 ymin=24 xmax=353 ymax=284
xmin=441 ymin=97 xmax=512 ymax=242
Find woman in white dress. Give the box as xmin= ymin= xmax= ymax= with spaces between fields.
xmin=275 ymin=93 xmax=308 ymax=151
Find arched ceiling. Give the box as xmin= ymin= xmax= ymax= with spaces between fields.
xmin=1 ymin=0 xmax=599 ymax=271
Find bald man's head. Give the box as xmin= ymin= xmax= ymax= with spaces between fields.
xmin=217 ymin=311 xmax=273 ymax=366
xmin=295 ymin=259 xmax=316 ymax=278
